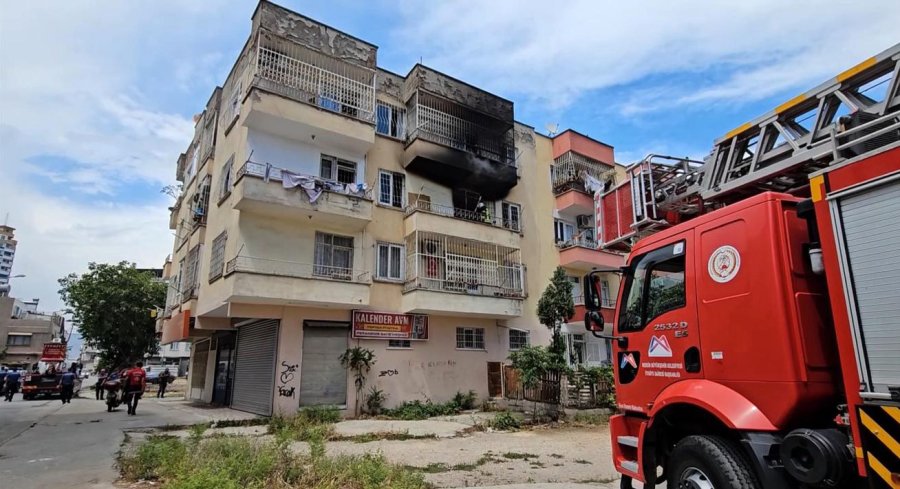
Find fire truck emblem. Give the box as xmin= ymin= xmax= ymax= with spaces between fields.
xmin=620 ymin=353 xmax=638 ymax=369
xmin=708 ymin=245 xmax=741 ymax=283
xmin=648 ymin=335 xmax=673 ymax=357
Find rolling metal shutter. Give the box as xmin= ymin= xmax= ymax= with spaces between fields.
xmin=231 ymin=320 xmax=279 ymax=415
xmin=299 ymin=323 xmax=348 ymax=406
xmin=837 ymin=178 xmax=900 ymax=394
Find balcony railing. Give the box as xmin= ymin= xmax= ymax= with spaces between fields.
xmin=558 ymin=235 xmax=598 ymax=250
xmin=251 ymin=31 xmax=376 ymax=123
xmin=551 ymin=151 xmax=615 ymax=195
xmin=404 ymin=231 xmax=525 ymax=298
xmin=224 ymin=256 xmax=371 ymax=283
xmin=405 ymin=199 xmax=521 ymax=232
xmin=573 ymin=294 xmax=617 ymax=309
xmin=236 ymin=161 xmax=373 ymax=200
xmin=408 ymin=96 xmax=515 ymax=166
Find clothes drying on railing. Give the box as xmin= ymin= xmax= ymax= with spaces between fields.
xmin=280 ymin=168 xmax=369 ymax=204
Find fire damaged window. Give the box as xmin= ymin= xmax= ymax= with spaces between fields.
xmin=619 ymin=241 xmax=686 ymax=332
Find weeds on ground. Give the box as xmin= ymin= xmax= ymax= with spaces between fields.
xmin=268 ymin=406 xmax=340 ymax=443
xmin=119 ymin=430 xmax=429 ymax=489
xmin=488 ymin=411 xmax=520 ymax=431
xmin=382 ymin=390 xmax=478 ymax=420
xmin=365 ymin=386 xmax=387 ymax=415
xmin=502 ymin=452 xmax=538 ymax=460
xmin=569 ymin=411 xmax=610 ymax=426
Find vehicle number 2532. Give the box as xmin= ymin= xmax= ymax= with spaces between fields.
xmin=653 ymin=321 xmax=688 ymax=331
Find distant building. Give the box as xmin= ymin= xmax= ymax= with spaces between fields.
xmin=0 ymin=295 xmax=65 ymax=369
xmin=0 ymin=225 xmax=17 ymax=286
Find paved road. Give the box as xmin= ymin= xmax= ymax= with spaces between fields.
xmin=0 ymin=391 xmax=255 ymax=489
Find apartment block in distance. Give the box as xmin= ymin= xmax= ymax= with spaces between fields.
xmin=160 ymin=0 xmax=626 ymax=416
xmin=0 ymin=225 xmax=17 ymax=286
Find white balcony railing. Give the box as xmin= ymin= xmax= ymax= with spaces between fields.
xmin=551 ymin=151 xmax=615 ymax=195
xmin=558 ymin=235 xmax=598 ymax=250
xmin=408 ymin=99 xmax=515 ymax=166
xmin=405 ymin=199 xmax=521 ymax=232
xmin=252 ymin=32 xmax=376 ymax=123
xmin=236 ymin=160 xmax=373 ymax=200
xmin=225 ymin=255 xmax=371 ymax=283
xmin=404 ymin=231 xmax=525 ymax=298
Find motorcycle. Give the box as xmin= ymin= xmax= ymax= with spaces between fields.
xmin=104 ymin=378 xmax=124 ymax=412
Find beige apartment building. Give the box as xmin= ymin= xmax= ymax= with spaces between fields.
xmin=1 ymin=296 xmax=65 ymax=369
xmin=160 ymin=0 xmax=625 ymax=416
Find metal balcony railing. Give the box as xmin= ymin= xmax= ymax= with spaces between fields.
xmin=250 ymin=32 xmax=376 ymax=123
xmin=551 ymin=151 xmax=615 ymax=195
xmin=235 ymin=161 xmax=374 ymax=200
xmin=405 ymin=199 xmax=521 ymax=232
xmin=558 ymin=235 xmax=598 ymax=250
xmin=408 ymin=98 xmax=515 ymax=166
xmin=224 ymin=256 xmax=371 ymax=283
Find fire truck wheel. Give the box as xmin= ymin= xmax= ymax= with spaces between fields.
xmin=668 ymin=435 xmax=760 ymax=489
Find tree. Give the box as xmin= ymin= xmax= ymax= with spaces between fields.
xmin=58 ymin=262 xmax=166 ymax=369
xmin=339 ymin=347 xmax=376 ymax=417
xmin=536 ymin=266 xmax=575 ymax=369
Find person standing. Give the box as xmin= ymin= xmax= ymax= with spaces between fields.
xmin=4 ymin=369 xmax=21 ymax=402
xmin=157 ymin=368 xmax=172 ymax=398
xmin=123 ymin=361 xmax=146 ymax=415
xmin=59 ymin=367 xmax=76 ymax=404
xmin=95 ymin=369 xmax=108 ymax=400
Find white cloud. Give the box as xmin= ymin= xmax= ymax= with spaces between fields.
xmin=391 ymin=0 xmax=900 ymax=115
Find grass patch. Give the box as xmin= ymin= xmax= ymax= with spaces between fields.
xmin=569 ymin=411 xmax=610 ymax=426
xmin=337 ymin=432 xmax=438 ymax=444
xmin=488 ymin=412 xmax=520 ymax=431
xmin=502 ymin=452 xmax=538 ymax=460
xmin=119 ymin=431 xmax=428 ymax=489
xmin=573 ymin=458 xmax=593 ymax=464
xmin=381 ymin=391 xmax=477 ymax=420
xmin=549 ymin=453 xmax=564 ymax=459
xmin=268 ymin=406 xmax=341 ymax=443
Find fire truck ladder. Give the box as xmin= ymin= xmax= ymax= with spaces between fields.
xmin=613 ymin=43 xmax=900 ymax=249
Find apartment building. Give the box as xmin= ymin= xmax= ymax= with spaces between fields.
xmin=1 ymin=295 xmax=65 ymax=369
xmin=0 ymin=225 xmax=17 ymax=286
xmin=159 ymin=0 xmax=625 ymax=416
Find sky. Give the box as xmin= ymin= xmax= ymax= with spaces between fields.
xmin=1 ymin=0 xmax=899 ymax=314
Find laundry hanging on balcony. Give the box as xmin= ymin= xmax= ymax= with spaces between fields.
xmin=282 ymin=170 xmax=323 ymax=203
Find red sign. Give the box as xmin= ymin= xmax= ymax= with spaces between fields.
xmin=352 ymin=311 xmax=428 ymax=340
xmin=41 ymin=343 xmax=67 ymax=362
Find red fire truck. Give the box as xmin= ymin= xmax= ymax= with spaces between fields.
xmin=583 ymin=43 xmax=900 ymax=488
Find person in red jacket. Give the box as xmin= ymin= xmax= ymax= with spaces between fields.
xmin=123 ymin=361 xmax=146 ymax=415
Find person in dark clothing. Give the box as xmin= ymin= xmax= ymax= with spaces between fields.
xmin=157 ymin=368 xmax=172 ymax=398
xmin=123 ymin=361 xmax=146 ymax=415
xmin=0 ymin=368 xmax=7 ymax=398
xmin=95 ymin=369 xmax=108 ymax=400
xmin=59 ymin=368 xmax=76 ymax=404
xmin=4 ymin=370 xmax=21 ymax=402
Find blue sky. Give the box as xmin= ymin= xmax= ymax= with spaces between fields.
xmin=1 ymin=0 xmax=899 ymax=313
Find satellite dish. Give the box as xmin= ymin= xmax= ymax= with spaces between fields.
xmin=545 ymin=123 xmax=559 ymax=136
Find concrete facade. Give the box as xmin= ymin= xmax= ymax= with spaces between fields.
xmin=160 ymin=0 xmax=626 ymax=416
xmin=0 ymin=296 xmax=64 ymax=369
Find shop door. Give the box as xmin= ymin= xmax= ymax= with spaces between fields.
xmin=299 ymin=322 xmax=349 ymax=406
xmin=212 ymin=334 xmax=235 ymax=405
xmin=231 ymin=320 xmax=279 ymax=416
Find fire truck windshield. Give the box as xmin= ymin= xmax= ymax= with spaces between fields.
xmin=618 ymin=241 xmax=686 ymax=332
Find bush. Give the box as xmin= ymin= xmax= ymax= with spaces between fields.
xmin=489 ymin=412 xmax=520 ymax=431
xmin=269 ymin=406 xmax=340 ymax=443
xmin=365 ymin=387 xmax=387 ymax=415
xmin=119 ymin=435 xmax=186 ymax=481
xmin=451 ymin=390 xmax=478 ymax=411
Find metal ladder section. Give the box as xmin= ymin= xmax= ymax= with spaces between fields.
xmin=623 ymin=43 xmax=900 ymax=237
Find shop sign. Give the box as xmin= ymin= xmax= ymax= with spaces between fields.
xmin=352 ymin=311 xmax=428 ymax=340
xmin=41 ymin=342 xmax=67 ymax=362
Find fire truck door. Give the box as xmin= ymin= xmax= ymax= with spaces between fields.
xmin=613 ymin=233 xmax=702 ymax=413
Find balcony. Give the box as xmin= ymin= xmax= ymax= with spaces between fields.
xmin=404 ymin=200 xmax=521 ymax=249
xmin=558 ymin=237 xmax=623 ymax=270
xmin=241 ymin=31 xmax=376 ymax=154
xmin=401 ymin=231 xmax=524 ymax=318
xmin=233 ymin=161 xmax=373 ymax=230
xmin=403 ymin=88 xmax=517 ymax=200
xmin=571 ymin=296 xmax=617 ymax=325
xmin=223 ymin=256 xmax=370 ymax=307
xmin=552 ymin=151 xmax=615 ymax=195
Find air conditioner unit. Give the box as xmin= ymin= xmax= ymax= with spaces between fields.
xmin=576 ymin=214 xmax=594 ymax=228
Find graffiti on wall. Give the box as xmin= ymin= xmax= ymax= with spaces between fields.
xmin=378 ymin=369 xmax=399 ymax=377
xmin=278 ymin=361 xmax=298 ymax=397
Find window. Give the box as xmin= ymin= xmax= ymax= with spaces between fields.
xmin=509 ymin=329 xmax=529 ymax=351
xmin=568 ymin=334 xmax=586 ymax=365
xmin=601 ymin=279 xmax=612 ymax=307
xmin=619 ymin=241 xmax=686 ymax=332
xmin=452 ymin=189 xmax=493 ymax=222
xmin=314 ymin=232 xmax=354 ymax=279
xmin=218 ymin=155 xmax=234 ymax=202
xmin=376 ymin=242 xmax=404 ymax=281
xmin=320 ymin=155 xmax=357 ymax=184
xmin=388 ymin=339 xmax=411 ymax=349
xmin=502 ymin=202 xmax=521 ymax=232
xmin=456 ymin=327 xmax=485 ymax=350
xmin=6 ymin=334 xmax=31 ymax=347
xmin=379 ymin=170 xmax=405 ymax=208
xmin=376 ymin=102 xmax=407 ymax=139
xmin=554 ymin=220 xmax=575 ymax=243
xmin=192 ymin=175 xmax=211 ymax=224
xmin=568 ymin=276 xmax=583 ymax=304
xmin=226 ymin=81 xmax=242 ymax=127
xmin=183 ymin=244 xmax=202 ymax=301
xmin=185 ymin=146 xmax=199 ymax=183
xmin=208 ymin=231 xmax=227 ymax=282
xmin=169 ymin=343 xmax=178 ymax=351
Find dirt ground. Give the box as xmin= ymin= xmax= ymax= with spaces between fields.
xmin=294 ymin=425 xmax=620 ymax=488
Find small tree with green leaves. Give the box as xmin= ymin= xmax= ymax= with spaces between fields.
xmin=339 ymin=347 xmax=376 ymax=417
xmin=537 ymin=266 xmax=575 ymax=369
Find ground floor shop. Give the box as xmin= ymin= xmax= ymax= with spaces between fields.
xmin=185 ymin=305 xmax=539 ymax=416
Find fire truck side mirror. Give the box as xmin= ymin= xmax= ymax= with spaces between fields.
xmin=583 ymin=273 xmax=601 ymax=311
xmin=584 ymin=310 xmax=604 ymax=333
